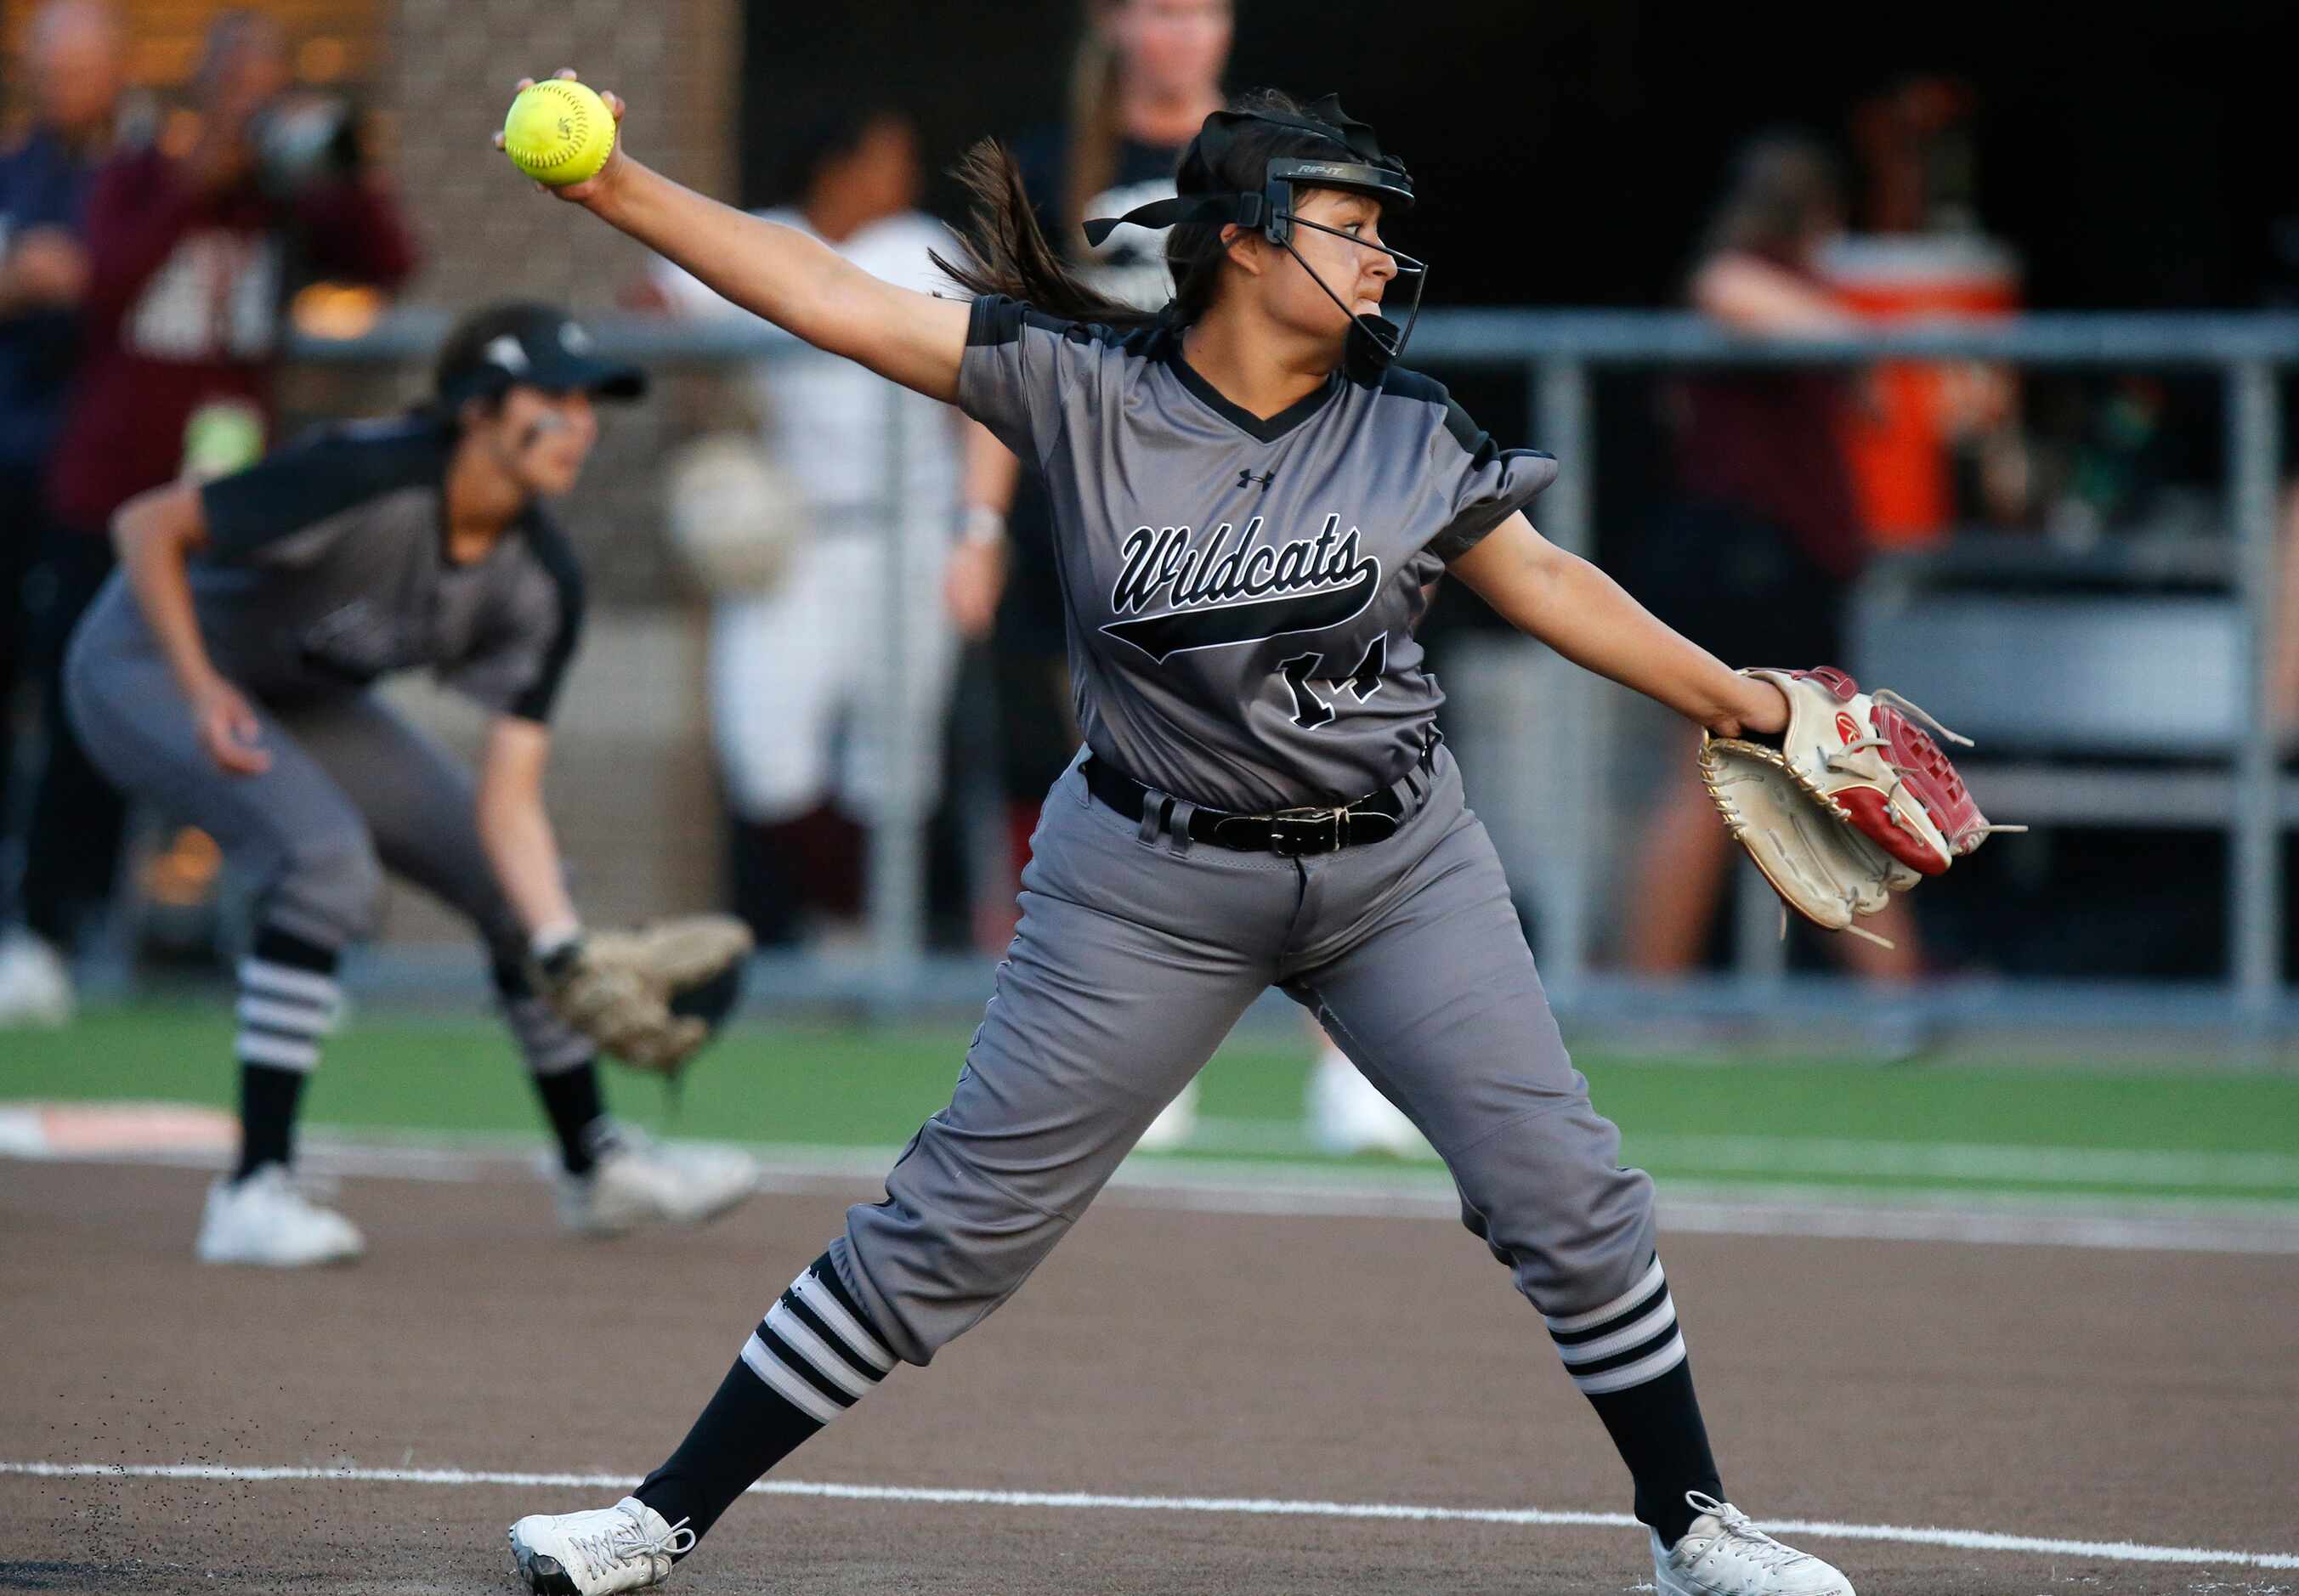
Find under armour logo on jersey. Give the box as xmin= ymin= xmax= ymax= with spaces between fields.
xmin=1101 ymin=512 xmax=1382 ymax=664
xmin=1237 ymin=469 xmax=1276 ymax=490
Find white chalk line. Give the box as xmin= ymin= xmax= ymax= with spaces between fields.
xmin=3 ymin=1461 xmax=2292 ymax=1571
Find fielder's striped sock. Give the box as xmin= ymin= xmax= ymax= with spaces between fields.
xmin=233 ymin=929 xmax=342 ymax=1179
xmin=637 ymin=1251 xmax=898 ymax=1547
xmin=493 ymin=959 xmax=605 ymax=1174
xmin=1554 ymin=1256 xmax=1724 ymax=1548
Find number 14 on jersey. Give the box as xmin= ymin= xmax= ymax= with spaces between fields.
xmin=1277 ymin=633 xmax=1387 ymax=729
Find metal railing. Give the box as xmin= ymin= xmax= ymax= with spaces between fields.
xmin=291 ymin=308 xmax=2294 ymax=1030
xmin=1405 ymin=313 xmax=2290 ymax=1027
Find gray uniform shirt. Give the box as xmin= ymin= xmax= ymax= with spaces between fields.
xmin=957 ymin=295 xmax=1557 ymax=812
xmin=178 ymin=415 xmax=583 ymax=722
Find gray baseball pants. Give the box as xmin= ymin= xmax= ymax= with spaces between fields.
xmin=832 ymin=745 xmax=1657 ymax=1364
xmin=63 ymin=587 xmax=590 ymax=1072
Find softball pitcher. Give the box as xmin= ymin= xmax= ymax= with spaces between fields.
xmin=65 ymin=302 xmax=758 ymax=1267
xmin=501 ymin=81 xmax=1855 ymax=1596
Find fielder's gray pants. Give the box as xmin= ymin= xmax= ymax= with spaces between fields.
xmin=63 ymin=589 xmax=589 ymax=1072
xmin=835 ymin=747 xmax=1656 ymax=1364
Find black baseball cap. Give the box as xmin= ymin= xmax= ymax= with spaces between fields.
xmin=433 ymin=302 xmax=647 ymax=409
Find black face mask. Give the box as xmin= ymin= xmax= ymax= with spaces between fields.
xmin=1084 ymin=96 xmax=1427 ymax=377
xmin=1270 ymin=207 xmax=1427 ymax=382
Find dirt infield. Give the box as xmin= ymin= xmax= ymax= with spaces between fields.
xmin=3 ymin=1157 xmax=2294 ymax=1594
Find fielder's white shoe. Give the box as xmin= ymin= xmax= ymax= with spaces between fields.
xmin=1306 ymin=1048 xmax=1429 ymax=1157
xmin=556 ymin=1126 xmax=760 ymax=1237
xmin=1134 ymin=1077 xmax=1201 ymax=1152
xmin=1652 ymin=1492 xmax=1855 ymax=1596
xmin=0 ymin=928 xmax=73 ymax=1027
xmin=194 ymin=1164 xmax=365 ymax=1266
xmin=509 ymin=1497 xmax=693 ymax=1594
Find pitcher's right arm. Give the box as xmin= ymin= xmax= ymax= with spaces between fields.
xmin=500 ymin=74 xmax=971 ymax=404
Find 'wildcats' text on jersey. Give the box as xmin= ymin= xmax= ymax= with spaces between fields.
xmin=1102 ymin=514 xmax=1381 ymax=664
xmin=958 ymin=295 xmax=1557 ymax=812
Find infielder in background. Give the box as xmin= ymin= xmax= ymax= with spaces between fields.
xmin=640 ymin=106 xmax=961 ymax=948
xmin=501 ymin=78 xmax=1855 ymax=1596
xmin=63 ymin=303 xmax=757 ymax=1266
xmin=943 ymin=0 xmax=1421 ymax=1157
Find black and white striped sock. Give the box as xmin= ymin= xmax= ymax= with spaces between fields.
xmin=233 ymin=929 xmax=342 ymax=1179
xmin=1551 ymin=1256 xmax=1723 ymax=1548
xmin=636 ymin=1250 xmax=898 ymax=1548
xmin=739 ymin=1254 xmax=898 ymax=1423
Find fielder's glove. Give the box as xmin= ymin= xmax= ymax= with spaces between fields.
xmin=535 ymin=914 xmax=755 ymax=1073
xmin=1699 ymin=667 xmax=2021 ymax=944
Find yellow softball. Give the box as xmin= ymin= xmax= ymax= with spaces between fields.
xmin=502 ymin=77 xmax=615 ymax=187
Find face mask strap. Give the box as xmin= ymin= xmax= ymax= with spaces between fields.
xmin=1082 ymin=192 xmax=1265 ymax=251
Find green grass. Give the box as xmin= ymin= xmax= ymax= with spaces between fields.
xmin=6 ymin=1005 xmax=2298 ymax=1203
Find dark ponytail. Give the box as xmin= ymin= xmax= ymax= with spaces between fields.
xmin=932 ymin=88 xmax=1361 ymax=334
xmin=931 ymin=140 xmax=1159 ymax=331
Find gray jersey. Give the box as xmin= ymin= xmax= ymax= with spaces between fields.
xmin=170 ymin=415 xmax=582 ymax=722
xmin=956 ymin=295 xmax=1557 ymax=812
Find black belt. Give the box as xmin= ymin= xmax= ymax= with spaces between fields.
xmin=1082 ymin=737 xmax=1439 ymax=857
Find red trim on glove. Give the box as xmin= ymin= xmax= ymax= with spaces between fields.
xmin=1836 ymin=785 xmax=1950 ymax=875
xmin=1872 ymin=705 xmax=1991 ymax=857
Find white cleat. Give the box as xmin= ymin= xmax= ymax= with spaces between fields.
xmin=1133 ymin=1078 xmax=1201 ymax=1152
xmin=194 ymin=1164 xmax=365 ymax=1266
xmin=0 ymin=928 xmax=74 ymax=1027
xmin=1306 ymin=1049 xmax=1428 ymax=1157
xmin=557 ymin=1126 xmax=760 ymax=1237
xmin=508 ymin=1497 xmax=694 ymax=1594
xmin=1652 ymin=1492 xmax=1855 ymax=1596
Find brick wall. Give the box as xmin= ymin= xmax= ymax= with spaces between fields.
xmin=376 ymin=0 xmax=741 ymax=934
xmin=387 ymin=0 xmax=735 ymax=309
xmin=384 ymin=0 xmax=743 ymax=603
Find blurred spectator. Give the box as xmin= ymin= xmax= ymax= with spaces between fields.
xmin=0 ymin=0 xmax=123 ymax=1022
xmin=943 ymin=0 xmax=1233 ymax=903
xmin=0 ymin=8 xmax=415 ymax=1023
xmin=1620 ymin=133 xmax=1921 ymax=980
xmin=1834 ymin=77 xmax=2028 ymax=546
xmin=641 ymin=106 xmax=962 ymax=949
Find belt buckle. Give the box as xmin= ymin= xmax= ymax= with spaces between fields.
xmin=1267 ymin=806 xmax=1345 ymax=857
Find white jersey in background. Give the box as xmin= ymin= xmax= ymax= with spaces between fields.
xmin=650 ymin=209 xmax=964 ymax=828
xmin=651 ymin=208 xmax=961 ymax=524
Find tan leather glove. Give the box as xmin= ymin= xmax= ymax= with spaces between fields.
xmin=535 ymin=914 xmax=754 ymax=1073
xmin=1699 ymin=667 xmax=2021 ymax=943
